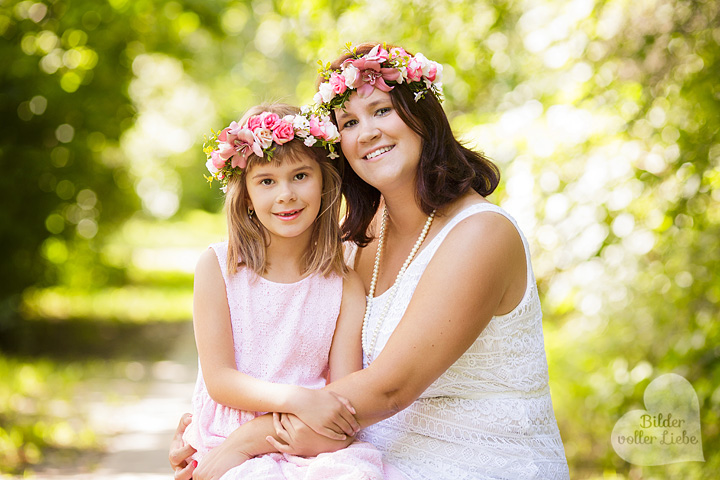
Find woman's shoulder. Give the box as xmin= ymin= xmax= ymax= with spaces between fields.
xmin=437 ymin=195 xmax=525 ymax=266
xmin=441 ymin=194 xmax=516 ymax=232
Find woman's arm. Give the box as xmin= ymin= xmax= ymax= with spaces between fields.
xmin=267 ymin=211 xmax=527 ymax=451
xmin=193 ymin=249 xmax=356 ymax=439
xmin=329 ymin=212 xmax=526 ymax=421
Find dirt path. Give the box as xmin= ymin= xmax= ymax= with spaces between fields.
xmin=24 ymin=323 xmax=198 ymax=479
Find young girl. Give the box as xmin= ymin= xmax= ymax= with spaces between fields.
xmin=183 ymin=103 xmax=402 ymax=479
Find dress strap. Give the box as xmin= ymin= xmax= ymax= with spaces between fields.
xmin=343 ymin=241 xmax=359 ymax=270
xmin=209 ymin=242 xmax=231 ymax=283
xmin=417 ymin=203 xmax=535 ymax=287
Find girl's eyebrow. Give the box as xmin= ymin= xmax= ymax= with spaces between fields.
xmin=250 ymin=171 xmax=273 ymax=180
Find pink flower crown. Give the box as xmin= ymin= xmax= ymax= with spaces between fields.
xmin=314 ymin=43 xmax=444 ymax=111
xmin=203 ymin=109 xmax=340 ymax=190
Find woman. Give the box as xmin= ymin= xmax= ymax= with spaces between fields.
xmin=170 ymin=43 xmax=569 ymax=480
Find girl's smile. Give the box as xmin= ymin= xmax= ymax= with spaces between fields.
xmin=246 ymin=156 xmax=323 ymax=243
xmin=273 ymin=208 xmax=305 ymax=221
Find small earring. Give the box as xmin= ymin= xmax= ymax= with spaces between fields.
xmin=247 ymin=207 xmax=254 ymax=218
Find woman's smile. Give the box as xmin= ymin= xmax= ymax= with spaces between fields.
xmin=364 ymin=145 xmax=395 ymax=161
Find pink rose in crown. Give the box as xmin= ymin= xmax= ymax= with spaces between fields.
xmin=389 ymin=47 xmax=408 ymax=60
xmin=406 ymin=57 xmax=423 ymax=82
xmin=246 ymin=115 xmax=263 ymax=131
xmin=413 ymin=53 xmax=440 ymax=83
xmin=425 ymin=63 xmax=438 ymax=82
xmin=308 ymin=116 xmax=323 ymax=138
xmin=329 ymin=73 xmax=347 ymax=95
xmin=272 ymin=120 xmax=295 ymax=144
xmin=211 ymin=150 xmax=225 ymax=170
xmin=262 ymin=113 xmax=282 ymax=130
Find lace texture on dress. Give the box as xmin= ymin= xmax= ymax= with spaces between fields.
xmin=355 ymin=203 xmax=570 ymax=480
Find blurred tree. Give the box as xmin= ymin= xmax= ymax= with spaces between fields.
xmin=0 ymin=0 xmax=142 ymax=327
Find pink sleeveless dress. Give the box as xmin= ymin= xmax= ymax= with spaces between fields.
xmin=183 ymin=242 xmax=405 ymax=480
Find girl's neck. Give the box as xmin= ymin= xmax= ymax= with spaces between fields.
xmin=263 ymin=235 xmax=311 ymax=283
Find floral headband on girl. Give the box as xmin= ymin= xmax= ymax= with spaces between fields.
xmin=203 ymin=109 xmax=340 ymax=190
xmin=314 ymin=43 xmax=444 ymax=111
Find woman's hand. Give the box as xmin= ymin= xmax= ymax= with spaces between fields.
xmin=266 ymin=412 xmax=353 ymax=457
xmin=291 ymin=387 xmax=360 ymax=440
xmin=168 ymin=413 xmax=197 ymax=480
xmin=192 ymin=436 xmax=251 ymax=480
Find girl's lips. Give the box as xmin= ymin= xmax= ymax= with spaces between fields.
xmin=273 ymin=208 xmax=303 ymax=221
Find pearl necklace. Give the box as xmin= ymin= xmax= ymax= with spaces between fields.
xmin=362 ymin=207 xmax=436 ymax=363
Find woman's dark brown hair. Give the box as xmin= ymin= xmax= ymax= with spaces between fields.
xmin=324 ymin=43 xmax=501 ymax=246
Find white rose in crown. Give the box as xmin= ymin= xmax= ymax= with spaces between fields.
xmin=342 ymin=64 xmax=360 ymax=88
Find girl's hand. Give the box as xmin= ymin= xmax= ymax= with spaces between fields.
xmin=267 ymin=412 xmax=352 ymax=457
xmin=292 ymin=388 xmax=360 ymax=440
xmin=168 ymin=413 xmax=197 ymax=480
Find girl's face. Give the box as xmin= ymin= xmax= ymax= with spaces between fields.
xmin=245 ymin=154 xmax=323 ymax=244
xmin=335 ymin=88 xmax=423 ymax=192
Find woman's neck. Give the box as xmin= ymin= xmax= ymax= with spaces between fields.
xmin=381 ymin=194 xmax=431 ymax=237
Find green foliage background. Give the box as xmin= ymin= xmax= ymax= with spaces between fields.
xmin=1 ymin=0 xmax=718 ymax=477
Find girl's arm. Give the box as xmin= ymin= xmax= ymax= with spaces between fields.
xmin=192 ymin=249 xmax=356 ymax=439
xmin=328 ymin=269 xmax=366 ymax=382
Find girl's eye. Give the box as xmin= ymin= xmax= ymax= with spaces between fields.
xmin=342 ymin=119 xmax=358 ymax=129
xmin=376 ymin=107 xmax=391 ymax=116
xmin=260 ymin=179 xmax=274 ymax=186
xmin=294 ymin=172 xmax=307 ymax=181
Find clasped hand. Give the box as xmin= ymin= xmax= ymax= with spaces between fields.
xmin=267 ymin=411 xmax=355 ymax=457
xmin=291 ymin=387 xmax=359 ymax=440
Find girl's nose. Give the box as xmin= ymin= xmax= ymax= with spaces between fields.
xmin=276 ymin=183 xmax=297 ymax=203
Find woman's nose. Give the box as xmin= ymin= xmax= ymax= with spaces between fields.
xmin=358 ymin=121 xmax=381 ymax=144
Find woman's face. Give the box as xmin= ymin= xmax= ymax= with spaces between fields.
xmin=335 ymin=88 xmax=423 ymax=192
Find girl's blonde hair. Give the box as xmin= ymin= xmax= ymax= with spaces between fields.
xmin=224 ymin=103 xmax=346 ymax=278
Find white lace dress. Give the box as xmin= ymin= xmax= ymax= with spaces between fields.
xmin=347 ymin=203 xmax=569 ymax=480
